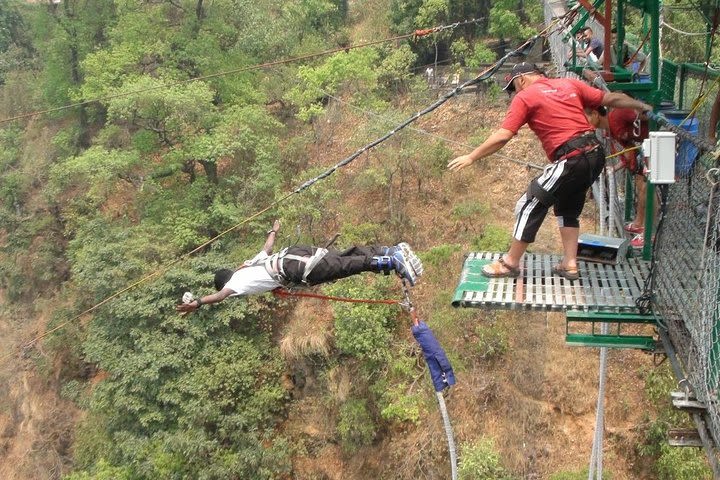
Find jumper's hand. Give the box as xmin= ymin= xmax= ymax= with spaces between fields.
xmin=272 ymin=219 xmax=280 ymax=233
xmin=447 ymin=155 xmax=475 ymax=172
xmin=176 ymin=302 xmax=198 ymax=315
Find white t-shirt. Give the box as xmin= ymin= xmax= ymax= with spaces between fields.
xmin=223 ymin=250 xmax=281 ymax=296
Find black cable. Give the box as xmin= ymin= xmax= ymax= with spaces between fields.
xmin=636 ymin=184 xmax=670 ymax=318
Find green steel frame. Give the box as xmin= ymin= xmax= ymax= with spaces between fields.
xmin=565 ymin=310 xmax=658 ymax=350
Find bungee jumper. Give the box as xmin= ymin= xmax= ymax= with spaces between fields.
xmin=176 ymin=220 xmax=424 ymax=314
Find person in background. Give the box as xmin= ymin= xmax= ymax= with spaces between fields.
xmin=583 ymin=27 xmax=604 ymax=62
xmin=567 ymin=31 xmax=587 ymax=61
xmin=447 ymin=62 xmax=652 ymax=281
xmin=598 ymin=28 xmax=647 ymax=75
xmin=586 ymin=106 xmax=651 ymax=248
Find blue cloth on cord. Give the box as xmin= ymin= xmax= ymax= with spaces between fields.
xmin=411 ymin=321 xmax=456 ymax=392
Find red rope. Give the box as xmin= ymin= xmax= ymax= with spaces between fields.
xmin=414 ymin=28 xmax=435 ymax=38
xmin=273 ymin=288 xmax=400 ymax=306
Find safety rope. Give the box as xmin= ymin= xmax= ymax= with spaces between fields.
xmin=272 ymin=281 xmax=419 ymax=326
xmin=272 ymin=288 xmax=401 ymax=306
xmin=0 ymin=19 xmax=486 ymax=126
xmin=606 ymin=145 xmax=640 ymax=160
xmin=661 ymin=20 xmax=710 ymax=36
xmin=1 ymin=13 xmax=573 ymax=363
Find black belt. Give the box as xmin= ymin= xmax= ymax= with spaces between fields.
xmin=554 ymin=132 xmax=600 ymax=161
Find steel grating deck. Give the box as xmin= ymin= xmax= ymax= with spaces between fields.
xmin=452 ymin=252 xmax=650 ymax=312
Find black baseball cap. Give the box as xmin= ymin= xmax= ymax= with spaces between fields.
xmin=503 ymin=62 xmax=541 ymax=92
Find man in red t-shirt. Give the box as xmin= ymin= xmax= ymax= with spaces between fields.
xmin=448 ymin=62 xmax=652 ymax=280
xmin=587 ymin=106 xmax=650 ymax=245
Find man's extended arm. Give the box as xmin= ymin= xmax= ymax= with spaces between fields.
xmin=262 ymin=219 xmax=281 ymax=255
xmin=601 ymin=92 xmax=653 ymax=112
xmin=176 ymin=288 xmax=234 ymax=314
xmin=447 ymin=128 xmax=515 ymax=171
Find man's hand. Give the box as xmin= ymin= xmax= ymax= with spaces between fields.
xmin=176 ymin=301 xmax=199 ymax=316
xmin=447 ymin=155 xmax=475 ymax=172
xmin=271 ymin=219 xmax=280 ymax=233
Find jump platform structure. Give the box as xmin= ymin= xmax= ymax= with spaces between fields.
xmin=452 ymin=252 xmax=659 ymax=350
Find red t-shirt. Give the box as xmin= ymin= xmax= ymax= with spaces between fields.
xmin=501 ymin=77 xmax=604 ymax=159
xmin=608 ymin=108 xmax=648 ymax=146
xmin=608 ymin=108 xmax=649 ymax=173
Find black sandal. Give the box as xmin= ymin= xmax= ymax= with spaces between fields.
xmin=551 ymin=264 xmax=579 ymax=281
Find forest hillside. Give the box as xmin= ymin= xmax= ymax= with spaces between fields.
xmin=0 ymin=1 xmax=713 ymax=479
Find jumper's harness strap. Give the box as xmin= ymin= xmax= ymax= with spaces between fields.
xmin=265 ymin=247 xmax=329 ymax=285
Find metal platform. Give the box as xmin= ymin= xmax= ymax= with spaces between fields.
xmin=452 ymin=252 xmax=650 ymax=312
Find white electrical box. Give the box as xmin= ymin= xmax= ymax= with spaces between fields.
xmin=646 ymin=131 xmax=676 ymax=184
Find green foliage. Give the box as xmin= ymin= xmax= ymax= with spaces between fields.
xmin=337 ymin=398 xmax=376 ymax=453
xmin=549 ymin=469 xmax=611 ymax=480
xmin=378 ymin=384 xmax=421 ymax=423
xmin=660 ymin=0 xmax=715 ymax=63
xmin=48 ymin=147 xmax=141 ymax=227
xmin=377 ymin=44 xmax=418 ymax=93
xmin=472 ymin=224 xmax=512 ymax=251
xmin=418 ymin=140 xmax=453 ymax=177
xmin=105 ymin=77 xmax=217 ymax=145
xmin=450 ymin=38 xmax=471 ymax=65
xmin=340 ymin=222 xmax=384 ymax=246
xmin=0 ymin=126 xmax=22 ymax=170
xmin=451 ymin=38 xmax=497 ymax=68
xmin=66 ymin=219 xmax=173 ymax=300
xmin=63 ymin=459 xmax=133 ymax=480
xmin=467 ymin=41 xmax=497 ymax=68
xmin=451 ymin=200 xmax=490 ymax=220
xmin=30 ymin=0 xmax=116 ymax=108
xmin=285 ymin=48 xmax=380 ymax=120
xmin=71 ymin=253 xmax=292 ymax=478
xmin=415 ymin=0 xmax=450 ymax=31
xmin=474 ymin=321 xmax=510 ymax=359
xmin=458 ymin=438 xmax=516 ymax=480
xmin=277 ymin=165 xmax=340 ymax=241
xmin=352 ymin=165 xmax=391 ymax=193
xmin=655 ymin=443 xmax=712 ymax=480
xmin=324 ymin=275 xmax=396 ymax=364
xmin=484 ymin=80 xmax=504 ymax=102
xmin=420 ymin=243 xmax=461 ymax=269
xmin=0 ymin=170 xmax=26 ymax=211
xmin=636 ymin=365 xmax=712 ymax=478
xmin=489 ymin=5 xmax=536 ymax=41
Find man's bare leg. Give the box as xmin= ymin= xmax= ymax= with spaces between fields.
xmin=503 ymin=239 xmax=530 ymax=268
xmin=559 ymin=226 xmax=580 ymax=268
xmin=633 ymin=176 xmax=646 ymax=227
